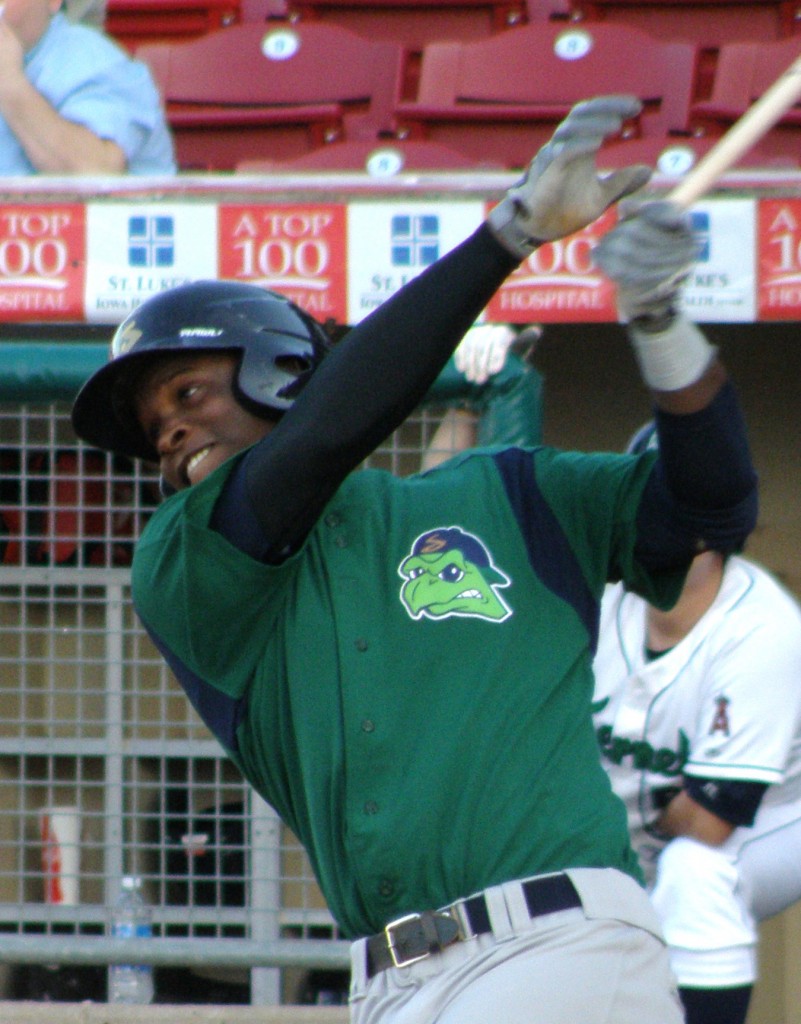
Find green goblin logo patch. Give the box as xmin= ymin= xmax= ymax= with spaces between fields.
xmin=398 ymin=526 xmax=512 ymax=622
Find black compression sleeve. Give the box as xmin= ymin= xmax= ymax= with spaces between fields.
xmin=655 ymin=381 xmax=757 ymax=517
xmin=684 ymin=776 xmax=768 ymax=828
xmin=679 ymin=986 xmax=752 ymax=1024
xmin=232 ymin=223 xmax=518 ymax=559
xmin=634 ymin=382 xmax=759 ymax=569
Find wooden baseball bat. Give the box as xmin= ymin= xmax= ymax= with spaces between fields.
xmin=667 ymin=49 xmax=801 ymax=209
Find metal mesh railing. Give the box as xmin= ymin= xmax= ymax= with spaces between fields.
xmin=0 ymin=401 xmax=460 ymax=1005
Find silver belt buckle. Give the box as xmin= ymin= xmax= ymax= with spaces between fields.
xmin=384 ymin=913 xmax=432 ymax=969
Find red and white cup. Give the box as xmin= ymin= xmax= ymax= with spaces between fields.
xmin=40 ymin=806 xmax=80 ymax=905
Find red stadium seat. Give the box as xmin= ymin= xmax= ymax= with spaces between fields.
xmin=393 ymin=22 xmax=702 ymax=170
xmin=106 ymin=0 xmax=242 ymax=49
xmin=557 ymin=0 xmax=799 ymax=48
xmin=690 ymin=38 xmax=801 ymax=167
xmin=135 ymin=23 xmax=406 ymax=169
xmin=523 ymin=0 xmax=571 ymax=16
xmin=239 ymin=0 xmax=290 ymax=20
xmin=552 ymin=0 xmax=801 ymax=96
xmin=279 ymin=0 xmax=529 ymax=50
xmin=236 ymin=138 xmax=503 ymax=173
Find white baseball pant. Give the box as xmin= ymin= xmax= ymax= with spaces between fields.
xmin=650 ymin=805 xmax=801 ymax=987
xmin=349 ymin=868 xmax=684 ymax=1024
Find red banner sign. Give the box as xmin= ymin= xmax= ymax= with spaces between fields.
xmin=0 ymin=206 xmax=85 ymax=320
xmin=486 ymin=208 xmax=618 ymax=323
xmin=218 ymin=203 xmax=348 ymax=321
xmin=758 ymin=198 xmax=801 ymax=320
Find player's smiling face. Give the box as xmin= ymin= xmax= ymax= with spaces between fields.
xmin=134 ymin=351 xmax=274 ymax=492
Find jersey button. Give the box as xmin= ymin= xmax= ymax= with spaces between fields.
xmin=334 ymin=535 xmax=348 ymax=548
xmin=355 ymin=637 xmax=369 ymax=652
xmin=364 ymin=800 xmax=379 ymax=815
xmin=325 ymin=513 xmax=341 ymax=527
xmin=361 ymin=719 xmax=375 ymax=733
xmin=378 ymin=879 xmax=395 ymax=898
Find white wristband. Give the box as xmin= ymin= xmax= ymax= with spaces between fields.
xmin=629 ymin=314 xmax=716 ymax=392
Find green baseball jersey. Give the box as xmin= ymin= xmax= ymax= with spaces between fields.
xmin=133 ymin=443 xmax=684 ymax=938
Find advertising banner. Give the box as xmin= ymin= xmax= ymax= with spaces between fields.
xmin=0 ymin=192 xmax=797 ymax=325
xmin=219 ymin=203 xmax=348 ymax=321
xmin=681 ymin=199 xmax=757 ymax=323
xmin=0 ymin=205 xmax=85 ymax=320
xmin=757 ymin=198 xmax=801 ymax=320
xmin=486 ymin=208 xmax=618 ymax=323
xmin=345 ymin=201 xmax=485 ymax=324
xmin=84 ymin=203 xmax=219 ymax=322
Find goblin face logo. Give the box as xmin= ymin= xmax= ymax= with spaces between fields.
xmin=398 ymin=526 xmax=512 ymax=622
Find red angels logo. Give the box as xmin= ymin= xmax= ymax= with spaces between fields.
xmin=709 ymin=696 xmax=731 ymax=737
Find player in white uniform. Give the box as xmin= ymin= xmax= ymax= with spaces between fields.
xmin=592 ymin=424 xmax=801 ymax=1024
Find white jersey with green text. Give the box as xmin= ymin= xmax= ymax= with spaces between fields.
xmin=592 ymin=556 xmax=801 ymax=985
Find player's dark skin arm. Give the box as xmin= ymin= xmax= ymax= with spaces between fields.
xmin=659 ymin=790 xmax=735 ymax=846
xmin=657 ymin=773 xmax=767 ymax=846
xmin=652 ymin=358 xmax=726 ymax=415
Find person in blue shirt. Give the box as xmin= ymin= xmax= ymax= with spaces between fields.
xmin=0 ymin=0 xmax=175 ymax=175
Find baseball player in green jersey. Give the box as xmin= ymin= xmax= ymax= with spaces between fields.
xmin=71 ymin=95 xmax=758 ymax=1023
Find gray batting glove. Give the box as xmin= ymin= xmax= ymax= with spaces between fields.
xmin=487 ymin=95 xmax=652 ymax=258
xmin=592 ymin=199 xmax=700 ymax=328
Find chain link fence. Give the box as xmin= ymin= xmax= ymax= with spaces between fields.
xmin=0 ymin=386 xmax=531 ymax=1007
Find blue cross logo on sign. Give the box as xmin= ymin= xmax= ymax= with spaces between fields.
xmin=390 ymin=215 xmax=440 ymax=267
xmin=128 ymin=216 xmax=175 ymax=268
xmin=690 ymin=211 xmax=711 ymax=263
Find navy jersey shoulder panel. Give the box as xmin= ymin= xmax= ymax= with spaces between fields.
xmin=211 ymin=457 xmax=273 ymax=561
xmin=138 ymin=610 xmax=246 ymax=756
xmin=494 ymin=447 xmax=599 ymax=650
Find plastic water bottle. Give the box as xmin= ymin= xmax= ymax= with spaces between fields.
xmin=109 ymin=875 xmax=155 ymax=1004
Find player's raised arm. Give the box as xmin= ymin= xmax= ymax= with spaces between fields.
xmin=240 ymin=96 xmax=652 ymax=557
xmin=593 ymin=201 xmax=721 ymax=414
xmin=593 ymin=203 xmax=758 ymax=566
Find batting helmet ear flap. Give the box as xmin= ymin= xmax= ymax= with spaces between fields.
xmin=235 ymin=315 xmax=330 ymax=415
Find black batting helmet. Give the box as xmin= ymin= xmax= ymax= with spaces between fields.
xmin=71 ymin=281 xmax=331 ymax=462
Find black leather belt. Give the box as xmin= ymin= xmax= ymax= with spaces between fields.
xmin=366 ymin=873 xmax=582 ymax=978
